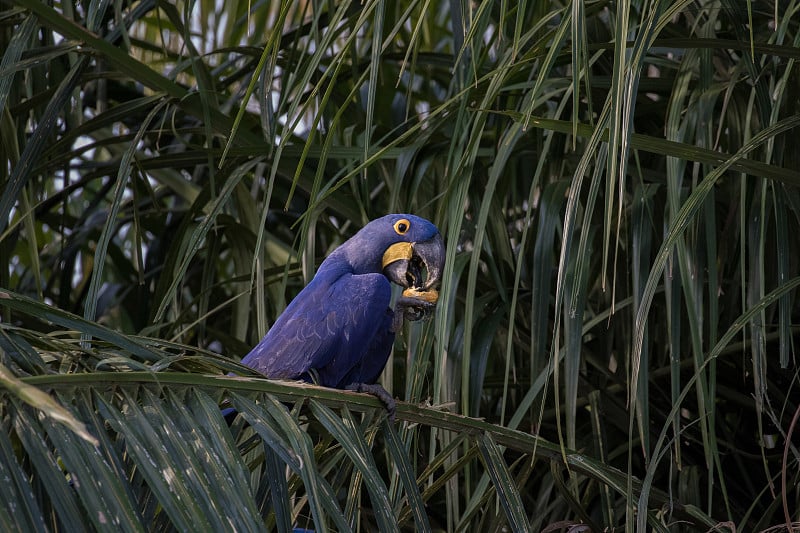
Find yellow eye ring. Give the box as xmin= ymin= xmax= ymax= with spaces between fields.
xmin=393 ymin=218 xmax=411 ymax=235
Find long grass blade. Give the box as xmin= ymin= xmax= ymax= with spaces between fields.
xmin=0 ymin=56 xmax=86 ymax=234
xmin=0 ymin=418 xmax=47 ymax=533
xmin=311 ymin=402 xmax=398 ymax=533
xmin=475 ymin=433 xmax=532 ymax=532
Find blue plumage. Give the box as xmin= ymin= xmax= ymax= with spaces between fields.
xmin=239 ymin=214 xmax=445 ymax=416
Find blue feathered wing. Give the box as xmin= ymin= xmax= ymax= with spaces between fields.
xmin=239 ymin=271 xmax=396 ymax=388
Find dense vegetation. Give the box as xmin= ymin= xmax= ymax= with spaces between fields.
xmin=1 ymin=0 xmax=799 ymax=531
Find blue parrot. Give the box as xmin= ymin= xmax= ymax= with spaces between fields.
xmin=238 ymin=214 xmax=445 ymax=419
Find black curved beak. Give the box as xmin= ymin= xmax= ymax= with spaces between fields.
xmin=382 ymin=233 xmax=445 ymax=292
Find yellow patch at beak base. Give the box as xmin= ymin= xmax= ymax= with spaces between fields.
xmin=402 ymin=287 xmax=439 ymax=303
xmin=381 ymin=242 xmax=414 ymax=268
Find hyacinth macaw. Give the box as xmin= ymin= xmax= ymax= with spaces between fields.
xmin=239 ymin=214 xmax=445 ymax=419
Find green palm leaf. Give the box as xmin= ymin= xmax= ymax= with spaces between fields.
xmin=2 ymin=0 xmax=799 ymax=530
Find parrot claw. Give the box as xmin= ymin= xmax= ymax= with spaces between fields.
xmin=392 ymin=296 xmax=436 ymax=332
xmin=346 ymin=382 xmax=397 ymax=422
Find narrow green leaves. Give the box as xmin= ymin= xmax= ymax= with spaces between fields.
xmin=311 ymin=402 xmax=398 ymax=533
xmin=0 ymin=360 xmax=97 ymax=445
xmin=0 ymin=56 xmax=87 ymax=234
xmin=0 ymin=420 xmax=48 ymax=533
xmin=3 ymin=0 xmax=800 ymax=530
xmin=476 ymin=433 xmax=532 ymax=532
xmin=0 ymin=290 xmax=162 ymax=361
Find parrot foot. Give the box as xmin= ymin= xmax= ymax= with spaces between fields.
xmin=346 ymin=382 xmax=397 ymax=422
xmin=392 ymin=296 xmax=436 ymax=332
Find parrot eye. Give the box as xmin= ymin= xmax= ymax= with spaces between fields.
xmin=393 ymin=219 xmax=411 ymax=235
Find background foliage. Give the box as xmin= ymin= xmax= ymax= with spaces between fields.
xmin=1 ymin=0 xmax=799 ymax=531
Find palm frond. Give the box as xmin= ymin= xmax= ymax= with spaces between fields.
xmin=2 ymin=0 xmax=800 ymax=530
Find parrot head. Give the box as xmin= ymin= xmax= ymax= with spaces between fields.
xmin=380 ymin=216 xmax=444 ymax=301
xmin=341 ymin=214 xmax=445 ymax=302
